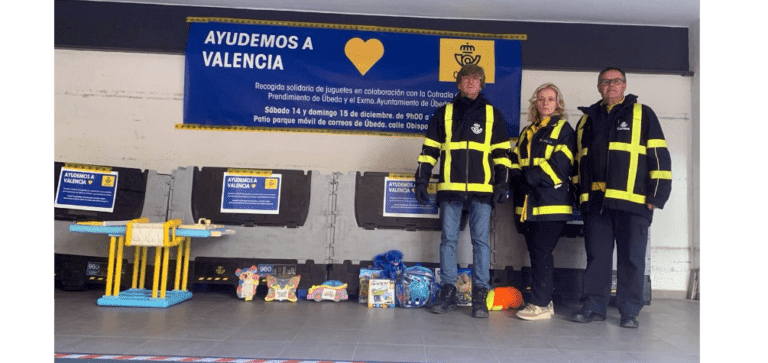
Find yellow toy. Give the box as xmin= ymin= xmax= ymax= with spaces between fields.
xmin=486 ymin=286 xmax=524 ymax=311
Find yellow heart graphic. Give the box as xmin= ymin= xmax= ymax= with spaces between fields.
xmin=345 ymin=38 xmax=384 ymax=76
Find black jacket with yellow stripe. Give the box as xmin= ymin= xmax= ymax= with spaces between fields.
xmin=574 ymin=94 xmax=672 ymax=222
xmin=415 ymin=93 xmax=512 ymax=205
xmin=510 ymin=115 xmax=577 ymax=223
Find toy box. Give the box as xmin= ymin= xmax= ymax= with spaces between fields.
xmin=358 ymin=268 xmax=383 ymax=304
xmin=367 ymin=278 xmax=395 ymax=308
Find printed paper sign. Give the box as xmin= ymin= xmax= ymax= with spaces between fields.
xmin=220 ymin=172 xmax=282 ymax=214
xmin=54 ymin=167 xmax=119 ymax=212
xmin=382 ymin=177 xmax=439 ymax=218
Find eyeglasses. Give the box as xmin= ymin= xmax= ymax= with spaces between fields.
xmin=599 ymin=78 xmax=626 ymax=86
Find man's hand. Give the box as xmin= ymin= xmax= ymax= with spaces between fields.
xmin=414 ymin=184 xmax=429 ymax=205
xmin=494 ymin=184 xmax=508 ymax=204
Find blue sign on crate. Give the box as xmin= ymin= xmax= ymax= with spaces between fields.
xmin=55 ymin=167 xmax=119 ymax=212
xmin=220 ymin=172 xmax=282 ymax=214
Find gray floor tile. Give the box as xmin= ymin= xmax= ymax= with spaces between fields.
xmin=657 ymin=332 xmax=700 ymax=355
xmin=490 ymin=348 xmax=569 ymax=363
xmin=55 ymin=336 xmax=150 ymax=355
xmin=54 ymin=335 xmax=88 ymax=351
xmin=203 ymin=339 xmax=292 ymax=358
xmin=278 ymin=341 xmax=357 ymax=360
xmin=355 ymin=343 xmax=426 ymax=362
xmin=126 ymin=338 xmax=221 ymax=356
xmin=293 ymin=327 xmax=362 ymax=343
xmin=482 ymin=334 xmax=555 ymax=349
xmin=423 ymin=330 xmax=490 ymax=348
xmin=544 ymin=335 xmax=618 ymax=351
xmin=558 ymin=349 xmax=640 ymax=363
xmin=425 ymin=345 xmax=500 ymax=363
xmin=605 ymin=336 xmax=688 ymax=355
xmin=226 ymin=325 xmax=301 ymax=341
xmin=358 ymin=328 xmax=425 ymax=345
xmin=629 ymin=352 xmax=700 ymax=363
xmin=53 ymin=288 xmax=701 ymax=362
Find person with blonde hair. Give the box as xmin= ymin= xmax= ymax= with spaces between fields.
xmin=510 ymin=83 xmax=576 ymax=320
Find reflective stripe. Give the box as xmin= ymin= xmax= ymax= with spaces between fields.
xmin=423 ymin=138 xmax=441 ymax=149
xmin=418 ymin=154 xmax=437 ymax=165
xmin=572 ymin=175 xmax=579 ymax=184
xmin=539 ymin=160 xmax=562 ymax=185
xmin=650 ymin=170 xmax=672 ymax=179
xmin=609 ymin=142 xmax=646 ymax=155
xmin=515 ymin=207 xmax=523 ymax=215
xmin=604 ymin=104 xmax=646 ymax=205
xmin=625 ymin=103 xmax=643 ymax=201
xmin=647 ymin=139 xmax=667 ymax=148
xmin=444 ymin=103 xmax=454 ymax=185
xmin=491 ymin=140 xmax=510 ymax=150
xmin=494 ymin=157 xmax=513 ymax=168
xmin=533 ymin=205 xmax=573 ymax=215
xmin=444 ymin=141 xmax=489 ymax=152
xmin=554 ymin=144 xmax=574 ymax=163
xmin=591 ymin=182 xmax=606 ymax=191
xmin=580 ymin=193 xmax=589 ymax=203
xmin=438 ymin=182 xmax=493 ymax=193
xmin=483 ymin=105 xmax=494 ymax=185
xmin=511 ymin=162 xmax=521 ymax=170
xmin=606 ymin=188 xmax=645 ymax=204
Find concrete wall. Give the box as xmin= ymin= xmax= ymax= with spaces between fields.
xmin=54 ymin=48 xmax=695 ymax=294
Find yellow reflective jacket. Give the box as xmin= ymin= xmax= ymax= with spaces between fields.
xmin=415 ymin=94 xmax=512 ymax=204
xmin=510 ymin=115 xmax=577 ymax=222
xmin=574 ymin=94 xmax=672 ymax=221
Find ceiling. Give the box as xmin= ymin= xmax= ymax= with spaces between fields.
xmin=91 ymin=0 xmax=700 ymax=28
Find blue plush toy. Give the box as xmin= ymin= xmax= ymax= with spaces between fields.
xmin=373 ymin=250 xmax=406 ymax=280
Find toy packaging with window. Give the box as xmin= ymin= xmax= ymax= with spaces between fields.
xmin=367 ymin=278 xmax=395 ymax=308
xmin=358 ymin=268 xmax=383 ymax=304
xmin=435 ymin=268 xmax=473 ymax=306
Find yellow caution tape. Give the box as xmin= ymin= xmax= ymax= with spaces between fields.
xmin=64 ymin=163 xmax=112 ymax=173
xmin=186 ymin=17 xmax=526 ymax=40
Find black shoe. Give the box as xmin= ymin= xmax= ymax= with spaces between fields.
xmin=620 ymin=315 xmax=639 ymax=328
xmin=570 ymin=307 xmax=606 ymax=323
xmin=471 ymin=287 xmax=490 ymax=318
xmin=431 ymin=283 xmax=458 ymax=314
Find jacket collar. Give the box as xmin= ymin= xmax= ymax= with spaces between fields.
xmin=579 ymin=94 xmax=638 ymax=117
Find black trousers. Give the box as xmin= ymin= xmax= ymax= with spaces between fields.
xmin=581 ymin=208 xmax=650 ymax=317
xmin=523 ymin=220 xmax=566 ymax=307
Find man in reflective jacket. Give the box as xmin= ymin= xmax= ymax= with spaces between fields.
xmin=413 ymin=64 xmax=512 ymax=318
xmin=570 ymin=67 xmax=672 ymax=328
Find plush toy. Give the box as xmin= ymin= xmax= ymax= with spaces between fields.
xmin=234 ymin=265 xmax=260 ymax=301
xmin=373 ymin=250 xmax=405 ymax=280
xmin=485 ymin=286 xmax=524 ymax=311
xmin=265 ymin=275 xmax=300 ymax=302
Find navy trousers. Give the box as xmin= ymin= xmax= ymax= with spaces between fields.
xmin=523 ymin=221 xmax=567 ymax=307
xmin=581 ymin=208 xmax=650 ymax=317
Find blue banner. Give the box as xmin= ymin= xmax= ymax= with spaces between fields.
xmin=183 ymin=19 xmax=522 ymax=137
xmin=54 ymin=167 xmax=119 ymax=212
xmin=220 ymin=172 xmax=282 ymax=214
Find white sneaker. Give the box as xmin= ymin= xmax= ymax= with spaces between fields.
xmin=516 ymin=302 xmax=553 ymax=320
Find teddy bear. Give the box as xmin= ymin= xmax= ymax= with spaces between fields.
xmin=234 ymin=265 xmax=260 ymax=301
xmin=373 ymin=250 xmax=406 ymax=280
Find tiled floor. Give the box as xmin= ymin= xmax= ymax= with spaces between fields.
xmin=54 ymin=288 xmax=700 ymax=362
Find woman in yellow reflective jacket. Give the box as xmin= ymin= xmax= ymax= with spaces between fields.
xmin=510 ymin=83 xmax=576 ymax=320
